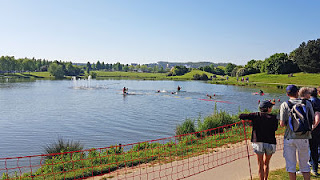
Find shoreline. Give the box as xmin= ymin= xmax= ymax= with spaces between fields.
xmin=1 ymin=71 xmax=319 ymax=88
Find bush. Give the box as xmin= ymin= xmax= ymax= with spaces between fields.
xmin=90 ymin=71 xmax=97 ymax=78
xmin=175 ymin=119 xmax=196 ymax=136
xmin=193 ymin=73 xmax=209 ymax=80
xmin=197 ymin=110 xmax=236 ymax=132
xmin=44 ymin=137 xmax=84 ymax=158
xmin=48 ymin=63 xmax=64 ymax=79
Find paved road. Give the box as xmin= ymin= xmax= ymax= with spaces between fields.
xmin=89 ymin=137 xmax=286 ymax=180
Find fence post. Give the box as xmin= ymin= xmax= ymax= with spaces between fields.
xmin=242 ymin=120 xmax=252 ymax=180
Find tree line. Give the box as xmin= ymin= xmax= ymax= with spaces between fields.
xmin=0 ymin=56 xmax=51 ymax=73
xmin=1 ymin=38 xmax=319 ymax=78
xmin=0 ymin=56 xmax=84 ymax=78
xmin=199 ymin=38 xmax=320 ymax=76
xmin=85 ymin=61 xmax=168 ymax=73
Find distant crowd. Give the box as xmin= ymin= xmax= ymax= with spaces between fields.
xmin=240 ymin=85 xmax=320 ymax=180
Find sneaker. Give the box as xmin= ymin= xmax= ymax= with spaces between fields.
xmin=311 ymin=170 xmax=319 ymax=176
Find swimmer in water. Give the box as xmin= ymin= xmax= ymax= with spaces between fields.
xmin=259 ymin=90 xmax=264 ymax=95
xmin=123 ymin=87 xmax=128 ymax=94
xmin=177 ymin=86 xmax=181 ymax=91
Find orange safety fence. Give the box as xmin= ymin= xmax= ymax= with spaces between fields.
xmin=0 ymin=120 xmax=285 ymax=180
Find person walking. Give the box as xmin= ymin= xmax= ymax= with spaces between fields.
xmin=280 ymin=85 xmax=315 ymax=180
xmin=239 ymin=100 xmax=278 ymax=180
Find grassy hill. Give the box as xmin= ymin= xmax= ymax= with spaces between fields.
xmin=220 ymin=72 xmax=320 ymax=87
xmin=169 ymin=69 xmax=215 ymax=80
xmin=246 ymin=73 xmax=320 ymax=86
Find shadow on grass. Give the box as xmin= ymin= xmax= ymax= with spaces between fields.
xmin=21 ymin=73 xmax=44 ymax=78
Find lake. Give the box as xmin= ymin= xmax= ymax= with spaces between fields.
xmin=0 ymin=79 xmax=287 ymax=158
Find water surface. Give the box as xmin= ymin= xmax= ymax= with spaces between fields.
xmin=0 ymin=79 xmax=287 ymax=158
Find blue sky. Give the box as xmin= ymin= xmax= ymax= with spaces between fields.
xmin=0 ymin=0 xmax=319 ymax=65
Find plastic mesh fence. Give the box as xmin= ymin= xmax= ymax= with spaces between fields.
xmin=0 ymin=120 xmax=285 ymax=180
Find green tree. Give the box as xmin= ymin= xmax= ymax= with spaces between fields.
xmin=129 ymin=65 xmax=135 ymax=71
xmin=264 ymin=53 xmax=299 ymax=74
xmin=66 ymin=63 xmax=75 ymax=75
xmin=48 ymin=63 xmax=65 ymax=78
xmin=224 ymin=63 xmax=237 ymax=75
xmin=203 ymin=65 xmax=213 ymax=73
xmin=123 ymin=64 xmax=129 ymax=72
xmin=101 ymin=62 xmax=105 ymax=69
xmin=170 ymin=65 xmax=189 ymax=76
xmin=22 ymin=59 xmax=36 ymax=72
xmin=159 ymin=66 xmax=165 ymax=73
xmin=105 ymin=63 xmax=110 ymax=70
xmin=153 ymin=65 xmax=159 ymax=73
xmin=96 ymin=61 xmax=101 ymax=70
xmin=86 ymin=62 xmax=91 ymax=73
xmin=114 ymin=62 xmax=122 ymax=71
xmin=292 ymin=38 xmax=320 ymax=73
xmin=140 ymin=65 xmax=148 ymax=72
xmin=213 ymin=67 xmax=225 ymax=75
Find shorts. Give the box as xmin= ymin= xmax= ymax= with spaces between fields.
xmin=283 ymin=139 xmax=310 ymax=173
xmin=252 ymin=142 xmax=276 ymax=155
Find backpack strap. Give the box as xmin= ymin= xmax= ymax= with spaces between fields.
xmin=286 ymin=100 xmax=294 ymax=109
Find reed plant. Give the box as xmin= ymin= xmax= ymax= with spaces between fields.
xmin=44 ymin=137 xmax=84 ymax=158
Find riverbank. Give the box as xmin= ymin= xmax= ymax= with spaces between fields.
xmin=95 ymin=69 xmax=215 ymax=80
xmin=0 ymin=70 xmax=215 ymax=81
xmin=2 ymin=71 xmax=319 ymax=88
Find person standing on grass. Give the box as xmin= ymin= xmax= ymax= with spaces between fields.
xmin=280 ymin=85 xmax=315 ymax=180
xmin=310 ymin=88 xmax=320 ymax=112
xmin=308 ymin=88 xmax=320 ymax=175
xmin=239 ymin=100 xmax=278 ymax=180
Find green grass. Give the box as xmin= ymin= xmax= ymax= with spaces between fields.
xmin=95 ymin=71 xmax=168 ymax=80
xmin=247 ymin=73 xmax=320 ymax=87
xmin=168 ymin=69 xmax=215 ymax=80
xmin=96 ymin=70 xmax=216 ymax=80
xmin=0 ymin=72 xmax=84 ymax=80
xmin=4 ymin=71 xmax=320 ymax=88
xmin=211 ymin=72 xmax=320 ymax=87
xmin=253 ymin=168 xmax=320 ymax=180
xmin=1 ymin=72 xmax=58 ymax=79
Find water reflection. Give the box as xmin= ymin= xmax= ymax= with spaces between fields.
xmin=0 ymin=78 xmax=35 ymax=88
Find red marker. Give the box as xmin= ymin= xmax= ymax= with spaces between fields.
xmin=213 ymin=94 xmax=216 ymax=96
xmin=278 ymin=99 xmax=281 ymax=102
